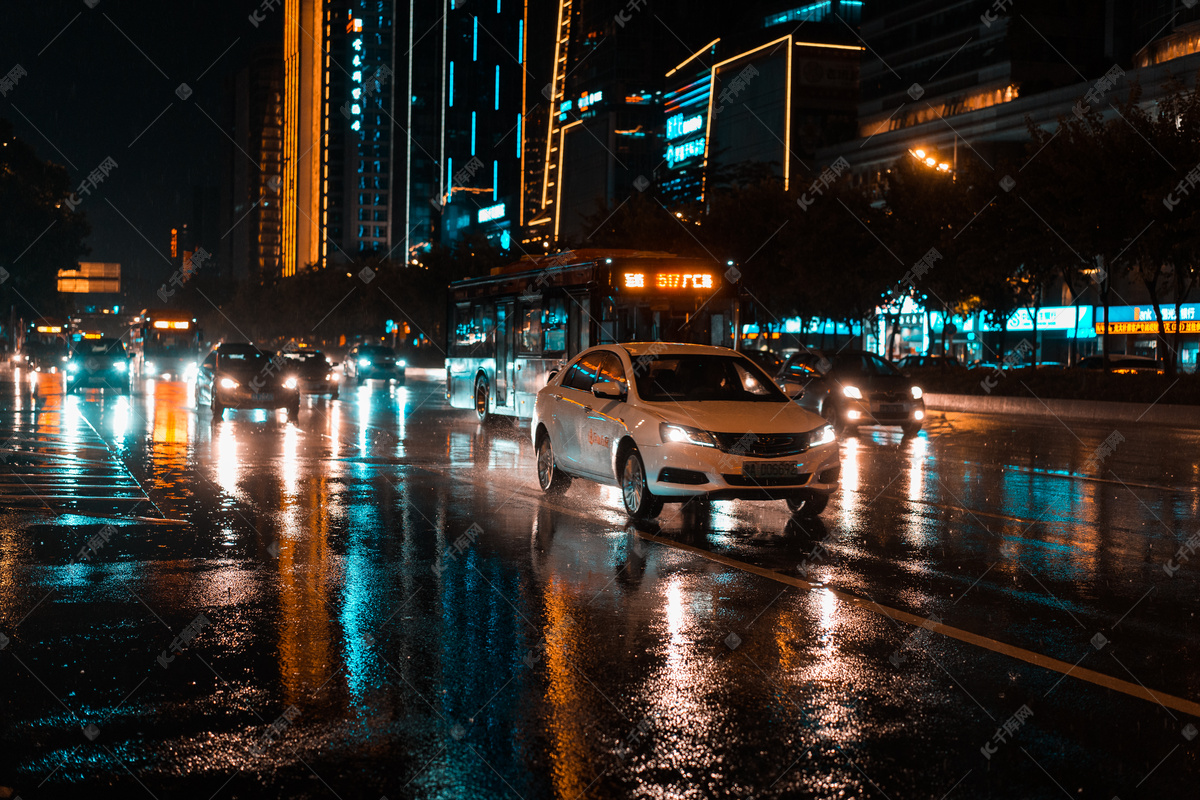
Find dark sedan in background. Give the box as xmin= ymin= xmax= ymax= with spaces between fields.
xmin=196 ymin=343 xmax=301 ymax=419
xmin=65 ymin=337 xmax=131 ymax=393
xmin=280 ymin=349 xmax=339 ymax=398
xmin=343 ymin=344 xmax=406 ymax=386
xmin=778 ymin=349 xmax=926 ymax=435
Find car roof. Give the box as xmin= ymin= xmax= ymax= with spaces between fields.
xmin=620 ymin=342 xmax=744 ymax=357
xmin=216 ymin=343 xmax=262 ymax=355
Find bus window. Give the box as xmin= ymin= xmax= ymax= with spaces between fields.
xmin=518 ymin=303 xmax=542 ymax=355
xmin=598 ymin=298 xmax=618 ymax=344
xmin=567 ymin=291 xmax=589 ymax=355
xmin=453 ymin=302 xmax=474 ymax=353
xmin=543 ymin=297 xmax=567 ymax=356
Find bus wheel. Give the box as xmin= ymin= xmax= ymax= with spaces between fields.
xmin=474 ymin=377 xmax=491 ymax=423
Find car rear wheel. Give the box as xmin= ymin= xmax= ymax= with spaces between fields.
xmin=620 ymin=449 xmax=663 ymax=520
xmin=786 ymin=491 xmax=829 ymax=516
xmin=536 ymin=434 xmax=572 ymax=495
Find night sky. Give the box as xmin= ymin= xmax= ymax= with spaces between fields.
xmin=2 ymin=0 xmax=280 ymax=301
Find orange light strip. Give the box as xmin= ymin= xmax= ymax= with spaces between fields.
xmin=553 ymin=120 xmax=582 ymax=239
xmin=665 ymin=37 xmax=720 ymax=78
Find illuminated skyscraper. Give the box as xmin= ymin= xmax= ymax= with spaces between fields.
xmin=282 ymin=0 xmax=325 ymax=276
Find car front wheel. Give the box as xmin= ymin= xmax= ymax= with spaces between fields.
xmin=786 ymin=491 xmax=829 ymax=516
xmin=536 ymin=434 xmax=572 ymax=495
xmin=620 ymin=449 xmax=663 ymax=520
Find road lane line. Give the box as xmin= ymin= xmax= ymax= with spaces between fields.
xmin=635 ymin=530 xmax=1200 ymax=718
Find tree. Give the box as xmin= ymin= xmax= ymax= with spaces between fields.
xmin=0 ymin=117 xmax=91 ymax=328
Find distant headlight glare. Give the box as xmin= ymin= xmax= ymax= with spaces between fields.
xmin=284 ymin=377 xmax=298 ymax=389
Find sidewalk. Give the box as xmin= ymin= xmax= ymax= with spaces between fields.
xmin=925 ymin=392 xmax=1200 ymax=429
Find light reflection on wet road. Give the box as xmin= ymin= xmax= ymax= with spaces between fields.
xmin=0 ymin=369 xmax=1197 ymax=799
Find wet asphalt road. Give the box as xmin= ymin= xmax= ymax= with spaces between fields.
xmin=0 ymin=368 xmax=1197 ymax=799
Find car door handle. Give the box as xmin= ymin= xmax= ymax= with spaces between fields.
xmin=582 ymin=405 xmax=592 ymax=413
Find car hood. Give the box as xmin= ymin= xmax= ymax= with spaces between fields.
xmin=639 ymin=399 xmax=826 ymax=434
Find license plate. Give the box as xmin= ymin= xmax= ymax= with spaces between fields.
xmin=879 ymin=403 xmax=904 ymax=414
xmin=251 ymin=393 xmax=274 ymax=402
xmin=742 ymin=461 xmax=800 ymax=479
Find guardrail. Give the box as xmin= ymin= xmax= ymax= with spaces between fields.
xmin=925 ymin=393 xmax=1200 ymax=429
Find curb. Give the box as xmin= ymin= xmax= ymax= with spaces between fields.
xmin=925 ymin=393 xmax=1200 ymax=429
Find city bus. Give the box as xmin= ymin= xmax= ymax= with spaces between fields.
xmin=129 ymin=309 xmax=202 ymax=380
xmin=446 ymin=249 xmax=739 ymax=421
xmin=18 ymin=318 xmax=70 ymax=372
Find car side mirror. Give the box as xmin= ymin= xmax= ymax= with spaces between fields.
xmin=547 ymin=369 xmax=558 ymax=383
xmin=591 ymin=380 xmax=624 ymax=400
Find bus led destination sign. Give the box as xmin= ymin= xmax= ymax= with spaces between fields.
xmin=623 ymin=272 xmax=714 ymax=290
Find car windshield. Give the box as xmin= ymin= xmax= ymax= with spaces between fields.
xmin=832 ymin=353 xmax=902 ymax=377
xmin=360 ymin=346 xmax=395 ymax=357
xmin=282 ymin=352 xmax=325 ymax=362
xmin=634 ymin=355 xmax=786 ymax=402
xmin=219 ymin=349 xmax=269 ymax=370
xmin=75 ymin=338 xmax=125 ymax=355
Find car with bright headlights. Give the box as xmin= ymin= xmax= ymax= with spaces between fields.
xmin=65 ymin=337 xmax=131 ymax=393
xmin=343 ymin=344 xmax=406 ymax=386
xmin=195 ymin=343 xmax=301 ymax=419
xmin=532 ymin=343 xmax=840 ymax=520
xmin=779 ymin=349 xmax=925 ymax=435
xmin=279 ymin=349 xmax=339 ymax=398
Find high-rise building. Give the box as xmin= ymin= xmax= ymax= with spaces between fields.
xmin=220 ymin=43 xmax=283 ymax=284
xmin=529 ymin=0 xmax=662 ymax=243
xmin=320 ymin=2 xmax=399 ymax=265
xmin=282 ymin=0 xmax=325 ymax=276
xmin=281 ymin=0 xmax=530 ymax=270
xmin=438 ymin=2 xmax=528 ymax=254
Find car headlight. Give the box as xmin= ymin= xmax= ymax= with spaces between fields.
xmin=144 ymin=361 xmax=157 ymax=374
xmin=660 ymin=423 xmax=717 ymax=448
xmin=397 ymin=359 xmax=407 ymax=367
xmin=807 ymin=424 xmax=836 ymax=447
xmin=359 ymin=358 xmax=371 ymax=367
xmin=67 ymin=362 xmax=79 ymax=373
xmin=911 ymin=385 xmax=923 ymax=399
xmin=284 ymin=377 xmax=298 ymax=389
xmin=115 ymin=361 xmax=128 ymax=373
xmin=842 ymin=385 xmax=863 ymax=400
xmin=220 ymin=377 xmax=239 ymax=389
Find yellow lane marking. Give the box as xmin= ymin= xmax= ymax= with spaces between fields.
xmin=637 ymin=530 xmax=1200 ymax=718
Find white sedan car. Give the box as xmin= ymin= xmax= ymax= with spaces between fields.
xmin=531 ymin=343 xmax=840 ymax=520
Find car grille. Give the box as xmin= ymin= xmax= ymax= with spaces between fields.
xmin=873 ymin=390 xmax=906 ymax=403
xmin=713 ymin=432 xmax=808 ymax=458
xmin=722 ymin=472 xmax=812 ymax=487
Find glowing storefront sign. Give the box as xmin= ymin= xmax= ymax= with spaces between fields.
xmin=667 ymin=138 xmax=705 ymax=166
xmin=477 ymin=202 xmax=506 ymax=223
xmin=666 ymin=113 xmax=704 ymax=140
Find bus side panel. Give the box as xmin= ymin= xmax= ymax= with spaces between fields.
xmin=513 ymin=358 xmax=561 ymax=420
xmin=447 ymin=358 xmax=489 ymax=411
